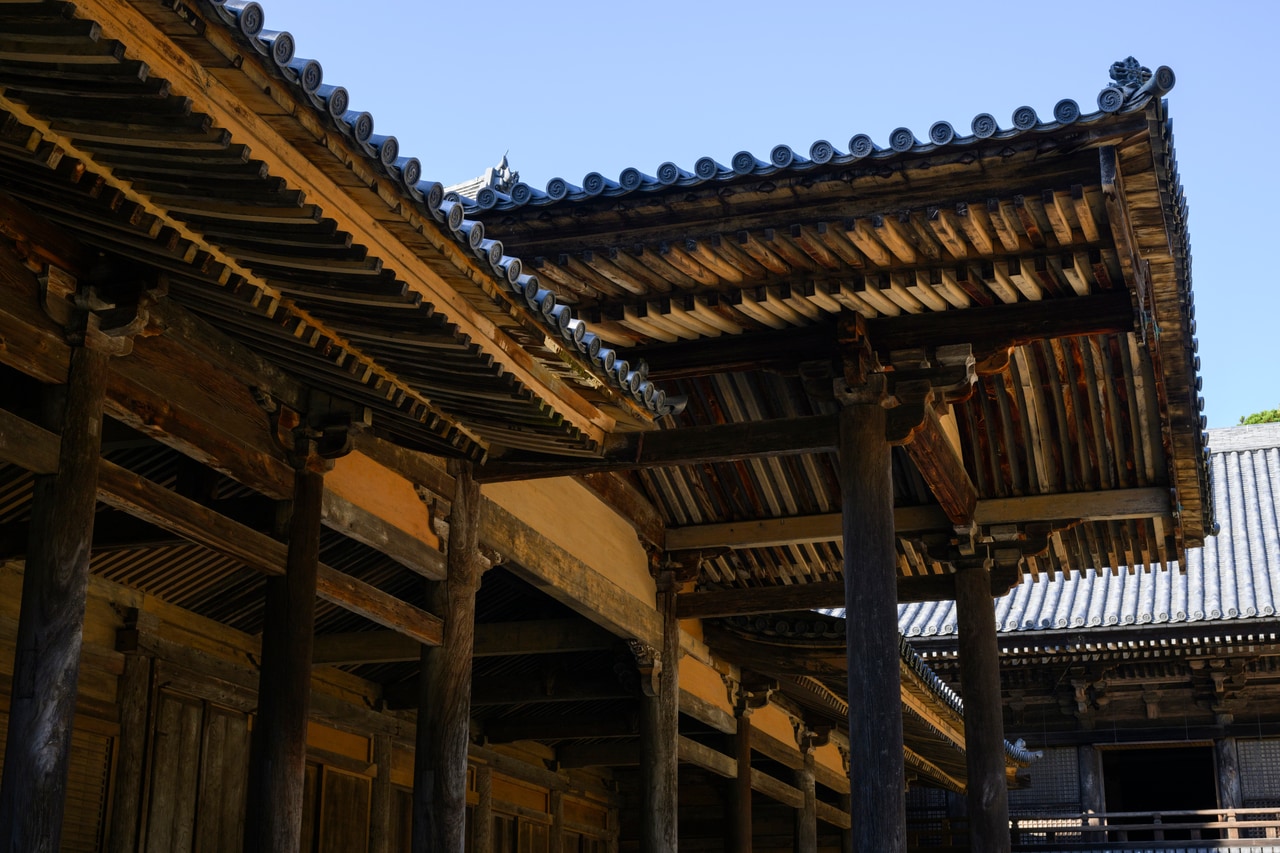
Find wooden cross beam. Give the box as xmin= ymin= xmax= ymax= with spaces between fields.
xmin=312 ymin=619 xmax=617 ymax=665
xmin=633 ymin=290 xmax=1135 ymax=380
xmin=475 ymin=414 xmax=839 ymax=482
xmin=0 ymin=407 xmax=443 ymax=647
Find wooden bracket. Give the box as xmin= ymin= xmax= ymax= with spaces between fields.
xmin=38 ymin=263 xmax=165 ymax=356
xmin=662 ymin=548 xmax=728 ymax=584
xmin=795 ymin=722 xmax=832 ymax=754
xmin=258 ymin=389 xmax=372 ymax=472
xmin=626 ymin=640 xmax=662 ymax=698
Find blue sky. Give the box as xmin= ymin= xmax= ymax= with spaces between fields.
xmin=253 ymin=0 xmax=1278 ymax=428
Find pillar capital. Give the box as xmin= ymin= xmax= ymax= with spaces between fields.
xmin=38 ymin=261 xmax=164 ymax=355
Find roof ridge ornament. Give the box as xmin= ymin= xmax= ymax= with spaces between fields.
xmin=1098 ymin=56 xmax=1176 ymax=113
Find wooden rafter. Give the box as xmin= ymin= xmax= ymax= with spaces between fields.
xmin=38 ymin=0 xmax=619 ymax=444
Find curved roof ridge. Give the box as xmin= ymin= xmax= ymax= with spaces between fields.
xmin=461 ymin=56 xmax=1175 ymax=214
xmin=196 ymin=0 xmax=686 ymax=420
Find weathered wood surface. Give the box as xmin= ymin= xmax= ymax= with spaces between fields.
xmin=312 ymin=618 xmax=613 ymax=665
xmin=0 ymin=344 xmax=108 ymax=853
xmin=954 ymin=564 xmax=1011 ymax=853
xmin=640 ymin=574 xmax=680 ymax=853
xmin=477 ymin=415 xmax=838 ymax=481
xmin=0 ymin=406 xmax=444 ymax=647
xmin=106 ymin=654 xmax=152 ymax=853
xmin=414 ymin=461 xmax=482 ymax=853
xmin=668 ymin=486 xmax=1171 ymax=551
xmin=732 ymin=715 xmax=752 ymax=853
xmin=901 ymin=403 xmax=977 ymax=525
xmin=797 ymin=748 xmax=818 ymax=853
xmin=244 ymin=466 xmax=324 ymax=853
xmin=634 ymin=291 xmax=1135 ymax=379
xmin=840 ymin=403 xmax=906 ymax=853
xmin=473 ymin=765 xmax=493 ymax=853
xmin=369 ymin=734 xmax=393 ymax=853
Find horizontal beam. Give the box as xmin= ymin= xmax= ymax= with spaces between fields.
xmin=634 ymin=291 xmax=1135 ymax=379
xmin=476 ymin=415 xmax=838 ymax=482
xmin=676 ymin=568 xmax=1020 ymax=618
xmin=667 ymin=487 xmax=1172 ymax=550
xmin=312 ymin=619 xmax=617 ymax=665
xmin=0 ymin=407 xmax=443 ymax=647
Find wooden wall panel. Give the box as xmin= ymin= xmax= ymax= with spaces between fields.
xmin=144 ymin=692 xmax=203 ymax=853
xmin=195 ymin=705 xmax=250 ymax=852
xmin=318 ymin=767 xmax=371 ymax=853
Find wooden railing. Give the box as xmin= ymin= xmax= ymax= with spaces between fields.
xmin=907 ymin=808 xmax=1280 ymax=851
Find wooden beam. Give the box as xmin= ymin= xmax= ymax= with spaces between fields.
xmin=667 ymin=487 xmax=1172 ymax=550
xmin=900 ymin=405 xmax=977 ymax=526
xmin=0 ymin=407 xmax=444 ymax=647
xmin=641 ymin=575 xmax=680 ymax=853
xmin=576 ymin=472 xmax=666 ymax=550
xmin=312 ymin=618 xmax=616 ymax=665
xmin=0 ymin=344 xmax=108 ymax=852
xmin=477 ymin=415 xmax=838 ymax=482
xmin=484 ymin=715 xmax=639 ymax=744
xmin=633 ymin=291 xmax=1135 ymax=379
xmin=731 ymin=715 xmax=752 ymax=853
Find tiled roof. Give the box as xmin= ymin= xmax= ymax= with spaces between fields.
xmin=195 ymin=0 xmax=682 ymax=419
xmin=462 ymin=57 xmax=1176 ymax=214
xmin=898 ymin=424 xmax=1280 ymax=639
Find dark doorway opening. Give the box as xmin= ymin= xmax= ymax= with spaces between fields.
xmin=1102 ymin=745 xmax=1218 ymax=840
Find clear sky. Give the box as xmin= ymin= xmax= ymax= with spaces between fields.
xmin=252 ymin=0 xmax=1277 ymax=429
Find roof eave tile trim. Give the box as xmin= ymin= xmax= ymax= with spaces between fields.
xmin=468 ymin=57 xmax=1177 ymax=213
xmin=197 ymin=0 xmax=683 ymax=421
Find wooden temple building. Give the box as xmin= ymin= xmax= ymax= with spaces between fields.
xmin=900 ymin=422 xmax=1280 ymax=845
xmin=0 ymin=1 xmax=1210 ymax=851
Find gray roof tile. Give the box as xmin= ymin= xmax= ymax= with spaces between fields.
xmin=899 ymin=424 xmax=1280 ymax=638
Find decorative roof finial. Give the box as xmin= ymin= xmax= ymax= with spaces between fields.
xmin=1110 ymin=56 xmax=1152 ymax=89
xmin=1098 ymin=57 xmax=1176 ymax=113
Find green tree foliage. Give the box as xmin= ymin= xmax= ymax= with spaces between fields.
xmin=1239 ymin=407 xmax=1280 ymax=425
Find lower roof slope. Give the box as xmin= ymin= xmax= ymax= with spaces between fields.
xmin=899 ymin=424 xmax=1278 ymax=640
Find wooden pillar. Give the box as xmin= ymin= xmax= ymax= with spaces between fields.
xmin=1216 ymin=736 xmax=1243 ymax=838
xmin=640 ymin=572 xmax=679 ymax=853
xmin=954 ymin=563 xmax=1011 ymax=853
xmin=244 ymin=463 xmax=325 ymax=853
xmin=838 ymin=792 xmax=853 ymax=853
xmin=1077 ymin=744 xmax=1104 ymax=814
xmin=729 ymin=714 xmax=752 ymax=853
xmin=0 ymin=344 xmax=108 ymax=852
xmin=796 ymin=746 xmax=818 ymax=853
xmin=550 ymin=790 xmax=565 ymax=853
xmin=474 ymin=765 xmax=493 ymax=853
xmin=370 ymin=734 xmax=394 ymax=853
xmin=413 ymin=460 xmax=483 ymax=853
xmin=839 ymin=403 xmax=906 ymax=853
xmin=107 ymin=654 xmax=153 ymax=853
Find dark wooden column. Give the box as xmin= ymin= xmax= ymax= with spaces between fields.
xmin=839 ymin=402 xmax=906 ymax=853
xmin=640 ymin=571 xmax=679 ymax=853
xmin=796 ymin=744 xmax=818 ymax=853
xmin=474 ymin=765 xmax=494 ymax=853
xmin=729 ymin=713 xmax=752 ymax=853
xmin=1216 ymin=735 xmax=1243 ymax=838
xmin=107 ymin=654 xmax=153 ymax=853
xmin=1077 ymin=744 xmax=1105 ymax=842
xmin=414 ymin=460 xmax=483 ymax=853
xmin=0 ymin=343 xmax=108 ymax=852
xmin=244 ymin=462 xmax=325 ymax=853
xmin=954 ymin=562 xmax=1011 ymax=853
xmin=369 ymin=734 xmax=394 ymax=853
